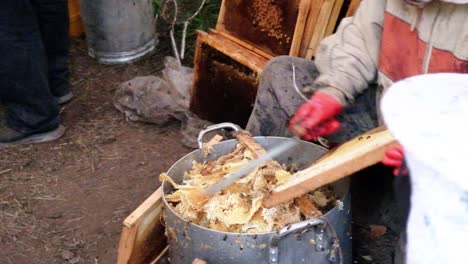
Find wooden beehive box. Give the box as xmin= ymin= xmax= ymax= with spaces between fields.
xmin=189 ymin=30 xmax=269 ymax=127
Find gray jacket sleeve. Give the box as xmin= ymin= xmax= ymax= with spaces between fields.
xmin=313 ymin=0 xmax=386 ymax=106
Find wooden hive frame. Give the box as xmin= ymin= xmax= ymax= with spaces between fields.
xmin=189 ymin=29 xmax=269 ymax=127
xmin=216 ymin=0 xmax=310 ymax=59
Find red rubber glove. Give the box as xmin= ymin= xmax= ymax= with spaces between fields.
xmin=289 ymin=91 xmax=343 ymax=141
xmin=382 ymin=145 xmax=408 ymax=176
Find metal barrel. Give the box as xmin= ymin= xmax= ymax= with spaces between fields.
xmin=79 ymin=0 xmax=157 ymax=64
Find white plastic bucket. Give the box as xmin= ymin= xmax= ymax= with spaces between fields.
xmin=381 ymin=73 xmax=468 ymax=264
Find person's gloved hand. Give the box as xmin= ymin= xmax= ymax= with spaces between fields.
xmin=382 ymin=145 xmax=408 ymax=176
xmin=289 ymin=91 xmax=343 ymax=141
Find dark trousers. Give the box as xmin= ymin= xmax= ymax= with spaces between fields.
xmin=0 ymin=0 xmax=69 ymax=133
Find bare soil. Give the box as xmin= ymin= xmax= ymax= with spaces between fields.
xmin=0 ymin=38 xmax=191 ymax=264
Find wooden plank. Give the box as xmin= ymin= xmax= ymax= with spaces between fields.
xmin=298 ymin=0 xmax=323 ymax=58
xmin=193 ymin=259 xmax=208 ymax=264
xmin=290 ymin=0 xmax=312 ymax=56
xmin=117 ymin=187 xmax=167 ymax=264
xmin=324 ymin=0 xmax=345 ymax=36
xmin=264 ymin=127 xmax=397 ymax=208
xmin=305 ymin=0 xmax=336 ymax=59
xmin=345 ymin=0 xmax=361 ymax=17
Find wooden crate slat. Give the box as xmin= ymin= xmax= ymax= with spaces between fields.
xmin=117 ymin=187 xmax=166 ymax=264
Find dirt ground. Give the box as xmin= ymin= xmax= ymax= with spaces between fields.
xmin=0 ymin=38 xmax=400 ymax=264
xmin=0 ymin=38 xmax=191 ymax=264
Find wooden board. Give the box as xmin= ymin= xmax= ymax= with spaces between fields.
xmin=117 ymin=187 xmax=166 ymax=264
xmin=324 ymin=0 xmax=345 ymax=36
xmin=189 ymin=30 xmax=268 ymax=127
xmin=264 ymin=127 xmax=397 ymax=208
xmin=305 ymin=0 xmax=336 ymax=59
xmin=289 ymin=0 xmax=313 ymax=56
xmin=216 ymin=0 xmax=305 ymax=57
xmin=298 ymin=0 xmax=324 ymax=58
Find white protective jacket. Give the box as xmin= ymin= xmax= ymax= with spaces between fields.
xmin=314 ymin=0 xmax=468 ymax=111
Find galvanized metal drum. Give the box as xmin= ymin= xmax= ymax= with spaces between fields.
xmin=162 ymin=123 xmax=352 ymax=264
xmin=79 ymin=0 xmax=156 ymax=64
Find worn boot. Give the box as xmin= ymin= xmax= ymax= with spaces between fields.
xmin=0 ymin=118 xmax=65 ymax=146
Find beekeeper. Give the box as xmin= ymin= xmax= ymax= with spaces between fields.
xmin=246 ymin=0 xmax=467 ymax=262
xmin=247 ymin=0 xmax=467 ymax=142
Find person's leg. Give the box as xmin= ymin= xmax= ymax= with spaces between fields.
xmin=246 ymin=56 xmax=378 ymax=142
xmin=32 ymin=0 xmax=72 ymax=103
xmin=246 ymin=56 xmax=318 ymax=137
xmin=0 ymin=0 xmax=62 ymax=144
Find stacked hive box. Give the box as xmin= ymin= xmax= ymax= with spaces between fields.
xmin=190 ymin=0 xmax=361 ymax=127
